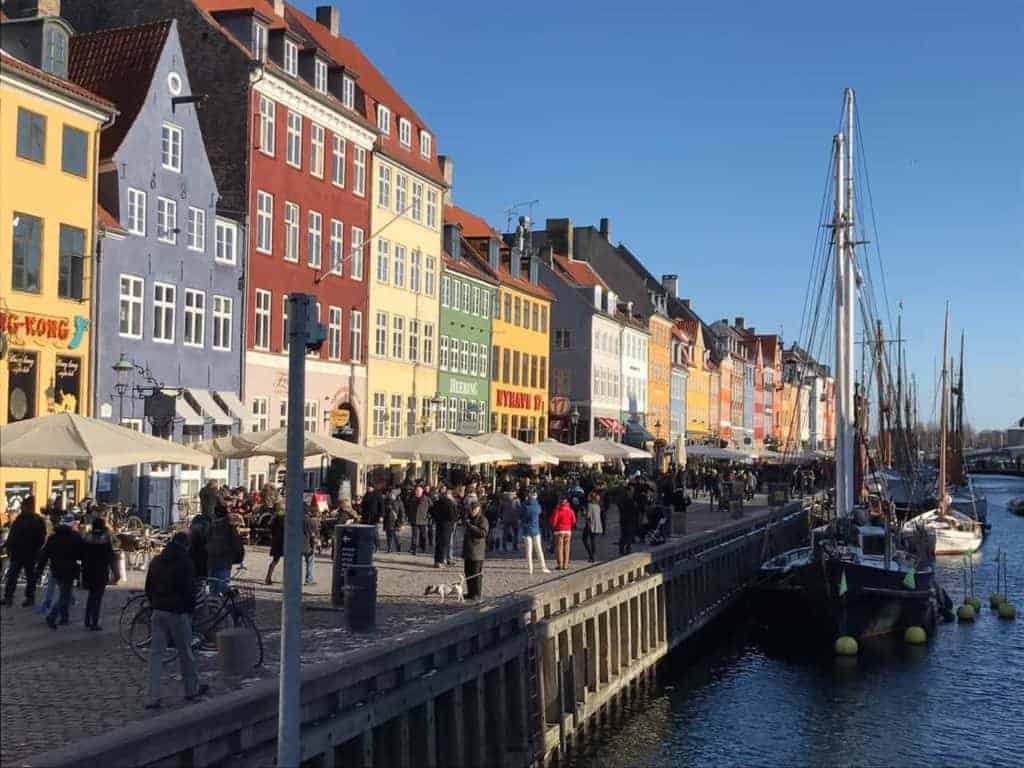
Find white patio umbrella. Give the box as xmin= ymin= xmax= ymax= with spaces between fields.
xmin=472 ymin=432 xmax=559 ymax=465
xmin=574 ymin=438 xmax=652 ymax=461
xmin=537 ymin=439 xmax=603 ymax=465
xmin=0 ymin=412 xmax=213 ymax=470
xmin=192 ymin=427 xmax=389 ymax=467
xmin=376 ymin=430 xmax=512 ymax=465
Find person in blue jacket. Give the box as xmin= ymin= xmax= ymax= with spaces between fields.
xmin=519 ymin=489 xmax=550 ymax=575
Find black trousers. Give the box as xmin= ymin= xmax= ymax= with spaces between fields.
xmin=4 ymin=557 xmax=38 ymax=602
xmin=434 ymin=522 xmax=453 ymax=565
xmin=582 ymin=526 xmax=597 ymax=562
xmin=84 ymin=584 xmax=106 ymax=627
xmin=410 ymin=524 xmax=428 ymax=554
xmin=464 ymin=559 xmax=484 ymax=599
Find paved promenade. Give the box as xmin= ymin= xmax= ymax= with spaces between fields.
xmin=0 ymin=496 xmax=774 ymax=765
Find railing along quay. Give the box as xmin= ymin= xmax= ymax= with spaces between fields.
xmin=31 ymin=502 xmax=806 ymax=768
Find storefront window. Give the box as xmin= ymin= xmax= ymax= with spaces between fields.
xmin=7 ymin=350 xmax=37 ymax=423
xmin=54 ymin=356 xmax=81 ymax=413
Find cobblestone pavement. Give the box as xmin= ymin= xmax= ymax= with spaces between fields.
xmin=0 ymin=497 xmax=771 ymax=765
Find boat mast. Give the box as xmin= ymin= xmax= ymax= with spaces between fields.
xmin=937 ymin=304 xmax=950 ymax=517
xmin=834 ymin=89 xmax=856 ymax=518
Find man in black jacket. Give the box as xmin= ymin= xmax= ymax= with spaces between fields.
xmin=462 ymin=502 xmax=489 ymax=600
xmin=3 ymin=495 xmax=47 ymax=606
xmin=144 ymin=532 xmax=207 ymax=708
xmin=432 ymin=486 xmax=458 ymax=568
xmin=34 ymin=513 xmax=82 ymax=628
xmin=360 ymin=482 xmax=385 ymax=552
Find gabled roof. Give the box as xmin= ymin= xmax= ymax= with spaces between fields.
xmin=444 ymin=239 xmax=497 ymax=286
xmin=0 ymin=49 xmax=116 ymax=115
xmin=445 ymin=204 xmax=499 ymax=239
xmin=553 ymin=254 xmax=608 ymax=290
xmin=199 ymin=0 xmax=288 ymax=29
xmin=68 ymin=20 xmax=171 ymax=161
xmin=97 ymin=203 xmax=125 ymax=234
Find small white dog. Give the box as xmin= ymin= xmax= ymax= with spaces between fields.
xmin=424 ymin=581 xmax=465 ymax=602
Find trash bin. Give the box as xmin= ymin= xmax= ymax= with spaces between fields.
xmin=345 ymin=565 xmax=377 ymax=631
xmin=332 ymin=524 xmax=375 ymax=606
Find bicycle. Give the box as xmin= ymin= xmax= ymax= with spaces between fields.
xmin=126 ymin=580 xmax=263 ymax=668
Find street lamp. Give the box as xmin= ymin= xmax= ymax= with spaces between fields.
xmin=112 ymin=352 xmax=137 ymax=421
xmin=570 ymin=406 xmax=580 ymax=445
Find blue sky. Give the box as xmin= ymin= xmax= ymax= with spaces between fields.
xmin=298 ymin=0 xmax=1022 ymax=429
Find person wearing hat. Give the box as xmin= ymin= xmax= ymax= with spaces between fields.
xmin=34 ymin=512 xmax=83 ymax=628
xmin=3 ymin=494 xmax=47 ymax=606
xmin=80 ymin=517 xmax=117 ymax=630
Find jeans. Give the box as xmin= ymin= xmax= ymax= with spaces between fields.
xmin=385 ymin=529 xmax=400 ymax=553
xmin=303 ymin=553 xmax=315 ymax=584
xmin=84 ymin=584 xmax=106 ymax=627
xmin=503 ymin=522 xmax=520 ymax=551
xmin=209 ymin=565 xmax=231 ymax=595
xmin=46 ymin=577 xmax=74 ymax=625
xmin=411 ymin=524 xmax=428 ymax=555
xmin=434 ymin=522 xmax=453 ymax=566
xmin=464 ymin=559 xmax=484 ymax=600
xmin=146 ymin=610 xmax=199 ymax=705
xmin=3 ymin=557 xmax=38 ymax=603
xmin=523 ymin=534 xmax=548 ymax=574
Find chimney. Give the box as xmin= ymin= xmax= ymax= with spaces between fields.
xmin=599 ymin=217 xmax=611 ymax=242
xmin=443 ymin=223 xmax=461 ymax=261
xmin=734 ymin=317 xmax=744 ymax=329
xmin=537 ymin=244 xmax=554 ymax=268
xmin=626 ymin=300 xmax=634 ymax=318
xmin=545 ymin=218 xmax=573 ymax=262
xmin=661 ymin=274 xmax=678 ymax=298
xmin=528 ymin=255 xmax=539 ymax=285
xmin=487 ymin=238 xmax=500 ymax=272
xmin=439 ymin=154 xmax=454 ymax=206
xmin=273 ymin=0 xmax=285 ymax=18
xmin=315 ymin=5 xmax=340 ymax=36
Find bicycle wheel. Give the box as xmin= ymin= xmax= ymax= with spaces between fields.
xmin=229 ymin=610 xmax=264 ymax=668
xmin=127 ymin=606 xmax=179 ymax=665
xmin=119 ymin=593 xmax=148 ymax=646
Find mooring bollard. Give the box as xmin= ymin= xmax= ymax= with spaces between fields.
xmin=217 ymin=626 xmax=257 ymax=679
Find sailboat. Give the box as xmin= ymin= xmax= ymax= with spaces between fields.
xmin=947 ymin=333 xmax=988 ymax=525
xmin=754 ymin=89 xmax=939 ymax=641
xmin=901 ymin=310 xmax=983 ymax=555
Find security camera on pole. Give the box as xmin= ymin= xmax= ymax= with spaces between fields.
xmin=277 ymin=293 xmax=325 ymax=768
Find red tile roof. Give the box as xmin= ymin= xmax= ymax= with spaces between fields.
xmin=97 ymin=203 xmax=125 ymax=234
xmin=67 ymin=21 xmax=171 ymax=162
xmin=0 ymin=50 xmax=116 ymax=115
xmin=553 ymin=254 xmax=608 ymax=290
xmin=444 ymin=204 xmax=499 ymax=239
xmin=198 ymin=0 xmax=287 ymax=30
xmin=444 ymin=252 xmax=496 ymax=285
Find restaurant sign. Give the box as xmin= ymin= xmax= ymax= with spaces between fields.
xmin=495 ymin=388 xmax=544 ymax=412
xmin=0 ymin=311 xmax=89 ymax=350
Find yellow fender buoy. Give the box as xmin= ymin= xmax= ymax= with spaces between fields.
xmin=904 ymin=626 xmax=927 ymax=645
xmin=835 ymin=635 xmax=859 ymax=656
xmin=997 ymin=603 xmax=1016 ymax=620
xmin=957 ymin=604 xmax=976 ymax=622
xmin=965 ymin=596 xmax=982 ymax=612
xmin=989 ymin=593 xmax=1006 ymax=609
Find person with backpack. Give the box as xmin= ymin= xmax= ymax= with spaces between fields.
xmin=207 ymin=504 xmax=244 ymax=594
xmin=188 ymin=509 xmax=211 ymax=580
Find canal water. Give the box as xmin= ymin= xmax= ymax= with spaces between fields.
xmin=569 ymin=476 xmax=1024 ymax=768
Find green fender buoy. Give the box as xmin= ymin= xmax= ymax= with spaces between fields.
xmin=904 ymin=626 xmax=927 ymax=645
xmin=989 ymin=593 xmax=1005 ymax=609
xmin=957 ymin=604 xmax=976 ymax=622
xmin=835 ymin=635 xmax=858 ymax=656
xmin=965 ymin=596 xmax=982 ymax=612
xmin=997 ymin=603 xmax=1016 ymax=620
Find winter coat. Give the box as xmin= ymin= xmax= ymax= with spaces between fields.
xmin=188 ymin=512 xmax=212 ymax=578
xmin=35 ymin=525 xmax=82 ymax=582
xmin=207 ymin=515 xmax=244 ymax=571
xmin=4 ymin=509 xmax=47 ymax=562
xmin=585 ymin=501 xmax=604 ymax=534
xmin=269 ymin=513 xmax=286 ymax=558
xmin=520 ymin=498 xmax=542 ymax=537
xmin=462 ymin=513 xmax=489 ymax=562
xmin=499 ymin=493 xmax=520 ymax=526
xmin=383 ymin=496 xmax=403 ymax=530
xmin=406 ymin=495 xmax=431 ymax=526
xmin=361 ymin=489 xmax=385 ymax=526
xmin=551 ymin=501 xmax=577 ymax=533
xmin=145 ymin=540 xmax=196 ymax=614
xmin=199 ymin=484 xmax=219 ymax=517
xmin=80 ymin=529 xmax=116 ymax=589
xmin=432 ymin=495 xmax=459 ymax=525
xmin=303 ymin=514 xmax=319 ymax=555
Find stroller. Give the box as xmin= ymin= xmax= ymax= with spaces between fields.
xmin=640 ymin=504 xmax=669 ymax=546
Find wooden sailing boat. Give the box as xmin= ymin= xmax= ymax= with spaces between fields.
xmin=947 ymin=332 xmax=988 ymax=524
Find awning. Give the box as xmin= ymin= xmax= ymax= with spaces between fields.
xmin=596 ymin=417 xmax=624 ymax=435
xmin=623 ymin=420 xmax=655 ymax=445
xmin=187 ymin=388 xmax=232 ymax=426
xmin=216 ymin=390 xmax=256 ymax=429
xmin=175 ymin=394 xmax=203 ymax=427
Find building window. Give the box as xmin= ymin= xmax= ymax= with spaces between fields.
xmin=214 ymin=219 xmax=237 ymax=264
xmin=393 ymin=244 xmax=406 ymax=288
xmin=377 ymin=104 xmax=391 ymax=134
xmin=420 ymin=131 xmax=432 ymax=159
xmin=460 ymin=340 xmax=469 ymax=374
xmin=254 ymin=289 xmax=271 ymax=350
xmin=426 ymin=189 xmax=438 ymax=228
xmin=57 ymin=224 xmax=85 ymax=300
xmin=349 ymin=309 xmax=362 ymax=362
xmin=530 ymin=355 xmax=538 ymax=388
xmin=540 ymin=306 xmax=548 ymax=333
xmin=251 ymin=22 xmax=267 ymax=60
xmin=391 ymin=316 xmax=404 ymax=359
xmin=156 ymin=197 xmax=177 ymax=243
xmin=331 ymin=135 xmax=345 ymax=186
xmin=327 ymin=306 xmax=342 ymax=360
xmin=440 ymin=275 xmax=450 ymax=307
xmin=61 ymin=126 xmax=87 ymax=177
xmin=258 ymin=96 xmax=275 ymax=155
xmin=408 ymin=319 xmax=419 ymax=363
xmin=310 ymin=123 xmax=325 ymax=177
xmin=423 ymin=323 xmax=434 ymax=365
xmin=251 ymin=397 xmax=268 ymax=432
xmin=279 ymin=400 xmax=288 ymax=428
xmin=187 ymin=207 xmax=206 ymax=252
xmin=43 ymin=25 xmax=68 ymax=76
xmin=281 ymin=297 xmax=290 ymax=352
xmin=286 ymin=111 xmax=302 ymax=168
xmin=284 ymin=202 xmax=300 ymax=262
xmin=395 ymin=172 xmax=407 ymax=214
xmin=329 ymin=219 xmax=344 ymax=275
xmin=127 ymin=188 xmax=146 ymax=235
xmin=554 ymin=329 xmax=572 ymax=349
xmin=353 ymin=147 xmax=366 ymax=196
xmin=342 ymin=75 xmax=355 ymax=109
xmin=372 ymin=393 xmax=386 ymax=437
xmin=282 ymin=38 xmax=299 ymax=76
xmin=16 ymin=108 xmax=46 ymax=163
xmin=183 ymin=289 xmax=205 ymax=347
xmin=513 ymin=296 xmax=521 ymax=326
xmin=468 ymin=342 xmax=478 ymax=376
xmin=439 ymin=335 xmax=449 ymax=371
xmin=374 ymin=311 xmax=388 ymax=356
xmin=161 ymin=123 xmax=183 ymax=172
xmin=410 ymin=181 xmax=423 ymax=222
xmin=350 ymin=227 xmax=364 ymax=279
xmin=409 ymin=249 xmax=421 ymax=293
xmin=390 ymin=394 xmax=402 ymax=437
xmin=118 ymin=274 xmax=144 ymax=338
xmin=399 ymin=118 xmax=411 ymax=147
xmin=531 ymin=303 xmax=539 ymax=331
xmin=376 ymin=238 xmax=390 ymax=283
xmin=307 ymin=211 xmax=322 ymax=268
xmin=256 ymin=191 xmax=273 ymax=253
xmin=212 ymin=295 xmax=232 ymax=351
xmin=314 ymin=58 xmax=328 ymax=93
xmin=425 ymin=256 xmax=436 ymax=295
xmin=303 ymin=400 xmax=318 ymax=433
xmin=377 ymin=165 xmax=391 ymax=208
xmin=153 ymin=282 xmax=176 ymax=343
xmin=491 ymin=345 xmax=501 ymax=381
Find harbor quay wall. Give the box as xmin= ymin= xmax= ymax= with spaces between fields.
xmin=32 ymin=504 xmax=806 ymax=768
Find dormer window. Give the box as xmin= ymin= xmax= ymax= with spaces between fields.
xmin=420 ymin=131 xmax=432 ymax=159
xmin=377 ymin=104 xmax=390 ymax=135
xmin=342 ymin=76 xmax=355 ymax=109
xmin=398 ymin=118 xmax=411 ymax=148
xmin=43 ymin=25 xmax=68 ymax=77
xmin=252 ymin=22 xmax=267 ymax=61
xmin=283 ymin=39 xmax=298 ymax=77
xmin=314 ymin=58 xmax=328 ymax=93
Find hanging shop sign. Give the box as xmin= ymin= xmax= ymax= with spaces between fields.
xmin=0 ymin=311 xmax=89 ymax=350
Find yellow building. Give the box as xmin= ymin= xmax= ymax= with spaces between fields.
xmin=0 ymin=32 xmax=116 ymax=510
xmin=681 ymin=319 xmax=713 ymax=440
xmin=647 ymin=314 xmax=672 ymax=438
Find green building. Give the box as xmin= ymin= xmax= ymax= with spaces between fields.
xmin=438 ymin=225 xmax=496 ymax=434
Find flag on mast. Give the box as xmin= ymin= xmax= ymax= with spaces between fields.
xmin=838 ymin=570 xmax=848 ymax=596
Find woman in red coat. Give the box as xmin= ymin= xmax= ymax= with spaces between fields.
xmin=550 ymin=499 xmax=576 ymax=571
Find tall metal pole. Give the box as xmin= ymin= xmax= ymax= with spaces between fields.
xmin=833 ymin=129 xmax=850 ymax=517
xmin=937 ymin=303 xmax=949 ymax=517
xmin=278 ymin=293 xmax=311 ymax=767
xmin=841 ymin=88 xmax=856 ymax=516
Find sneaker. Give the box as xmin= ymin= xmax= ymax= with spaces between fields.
xmin=186 ymin=684 xmax=210 ymax=701
xmin=541 ymin=568 xmax=551 ymax=574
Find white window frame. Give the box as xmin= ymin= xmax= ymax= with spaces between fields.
xmin=310 ymin=123 xmax=325 ymax=178
xmin=353 ymin=147 xmax=366 ymax=196
xmin=251 ymin=22 xmax=267 ymax=61
xmin=284 ymin=202 xmax=300 ymax=262
xmin=156 ymin=196 xmax=177 ymax=243
xmin=374 ymin=311 xmax=388 ymax=357
xmin=152 ymin=282 xmax=176 ymax=344
xmin=251 ymin=396 xmax=268 ymax=432
xmin=307 ymin=210 xmax=322 ymax=268
xmin=256 ymin=191 xmax=273 ymax=253
xmin=342 ymin=76 xmax=355 ymax=109
xmin=420 ymin=131 xmax=432 ymax=159
xmin=303 ymin=400 xmax=319 ymax=434
xmin=390 ymin=394 xmax=402 ymax=438
xmin=372 ymin=393 xmax=386 ymax=438
xmin=410 ymin=249 xmax=421 ymax=293
xmin=426 ymin=189 xmax=438 ymax=229
xmin=349 ymin=309 xmax=362 ymax=362
xmin=161 ymin=122 xmax=182 ymax=172
xmin=440 ymin=275 xmax=450 ymax=308
xmin=411 ymin=181 xmax=422 ymax=222
xmin=183 ymin=288 xmax=205 ymax=347
xmin=377 ymin=104 xmax=391 ymax=135
xmin=328 ymin=305 xmax=342 ymax=360
xmin=331 ymin=134 xmax=345 ymax=187
xmin=314 ymin=58 xmax=328 ymax=93
xmin=408 ymin=319 xmax=419 ymax=363
xmin=212 ymin=295 xmax=232 ymax=352
xmin=393 ymin=244 xmax=406 ymax=288
xmin=187 ymin=206 xmax=205 ymax=252
xmin=283 ymin=38 xmax=299 ymax=77
xmin=376 ymin=238 xmax=390 ymax=283
xmin=423 ymin=323 xmax=434 ymax=365
xmin=350 ymin=226 xmax=364 ymax=280
xmin=391 ymin=315 xmax=404 ymax=360
xmin=286 ymin=111 xmax=302 ymax=168
xmin=439 ymin=334 xmax=449 ymax=371
xmin=395 ymin=172 xmax=407 ymax=214
xmin=425 ymin=255 xmax=436 ymax=296
xmin=127 ymin=188 xmax=146 ymax=235
xmin=254 ymin=289 xmax=271 ymax=350
xmin=329 ymin=219 xmax=344 ymax=275
xmin=214 ymin=219 xmax=237 ymax=265
xmin=398 ymin=118 xmax=411 ymax=148
xmin=118 ymin=274 xmax=144 ymax=339
xmin=377 ymin=165 xmax=391 ymax=209
xmin=258 ymin=96 xmax=275 ymax=156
